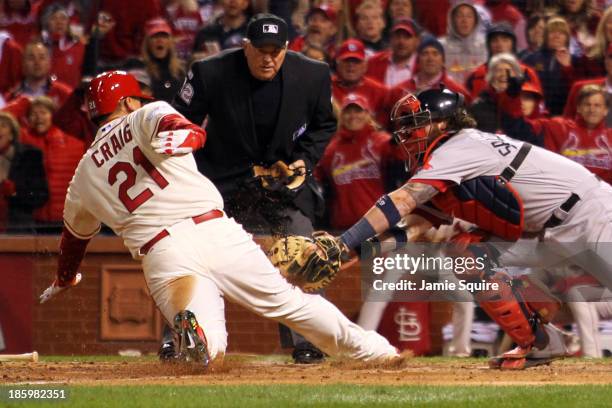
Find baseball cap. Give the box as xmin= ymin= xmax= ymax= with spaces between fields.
xmin=341 ymin=93 xmax=371 ymax=111
xmin=336 ymin=39 xmax=366 ymax=61
xmin=486 ymin=22 xmax=516 ymax=43
xmin=417 ymin=35 xmax=445 ymax=57
xmin=521 ymin=81 xmax=543 ymax=99
xmin=391 ymin=19 xmax=416 ymax=37
xmin=145 ymin=18 xmax=172 ymax=37
xmin=307 ymin=4 xmax=337 ymax=23
xmin=246 ymin=13 xmax=288 ymax=49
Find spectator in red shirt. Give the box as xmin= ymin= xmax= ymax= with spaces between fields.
xmin=470 ymin=53 xmax=545 ymax=135
xmin=0 ymin=0 xmax=38 ymax=47
xmin=315 ymin=93 xmax=401 ymax=229
xmin=564 ymin=43 xmax=612 ymax=126
xmin=4 ymin=41 xmax=72 ymax=109
xmin=466 ymin=22 xmax=543 ymax=101
xmin=164 ymin=0 xmax=204 ymax=60
xmin=0 ymin=31 xmax=23 ymax=95
xmin=332 ymin=38 xmax=391 ymax=128
xmin=354 ymin=0 xmax=388 ymax=57
xmin=40 ymin=4 xmax=85 ymax=89
xmin=17 ymin=96 xmax=85 ymax=225
xmin=502 ymin=83 xmax=612 ymax=184
xmin=366 ymin=19 xmax=419 ymax=88
xmin=289 ymin=4 xmax=338 ymax=58
xmin=389 ymin=36 xmax=470 ymax=108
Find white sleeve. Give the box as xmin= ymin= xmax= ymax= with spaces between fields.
xmin=63 ymin=183 xmax=101 ymax=239
xmin=129 ymin=101 xmax=180 ymax=144
xmin=411 ymin=134 xmax=504 ymax=186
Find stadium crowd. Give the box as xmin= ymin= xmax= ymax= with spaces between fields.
xmin=0 ymin=0 xmax=611 ymax=358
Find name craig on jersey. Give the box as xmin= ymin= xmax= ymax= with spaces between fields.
xmin=91 ymin=123 xmax=134 ymax=168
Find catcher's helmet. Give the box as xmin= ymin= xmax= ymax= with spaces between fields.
xmin=390 ymin=88 xmax=464 ymax=173
xmin=87 ymin=71 xmax=152 ymax=119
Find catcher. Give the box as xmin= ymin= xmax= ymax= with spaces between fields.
xmin=287 ymin=88 xmax=612 ymax=369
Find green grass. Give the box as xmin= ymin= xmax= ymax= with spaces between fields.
xmin=2 ymin=384 xmax=612 ymax=408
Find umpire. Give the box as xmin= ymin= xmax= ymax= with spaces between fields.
xmin=172 ymin=13 xmax=337 ymax=363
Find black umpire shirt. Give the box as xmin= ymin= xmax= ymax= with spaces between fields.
xmin=172 ymin=48 xmax=337 ymax=219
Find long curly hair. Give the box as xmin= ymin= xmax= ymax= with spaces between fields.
xmin=142 ymin=34 xmax=185 ymax=81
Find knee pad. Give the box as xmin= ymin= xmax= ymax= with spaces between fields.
xmin=514 ymin=276 xmax=561 ymax=324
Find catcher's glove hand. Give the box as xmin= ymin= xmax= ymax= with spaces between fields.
xmin=268 ymin=232 xmax=343 ymax=293
xmin=252 ymin=160 xmax=306 ymax=193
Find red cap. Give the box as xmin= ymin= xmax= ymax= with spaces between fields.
xmin=307 ymin=4 xmax=337 ymax=23
xmin=87 ymin=71 xmax=153 ymax=119
xmin=521 ymin=81 xmax=543 ymax=98
xmin=607 ymin=43 xmax=612 ymax=57
xmin=391 ymin=20 xmax=416 ymax=36
xmin=145 ymin=18 xmax=172 ymax=37
xmin=336 ymin=39 xmax=366 ymax=61
xmin=341 ymin=93 xmax=371 ymax=111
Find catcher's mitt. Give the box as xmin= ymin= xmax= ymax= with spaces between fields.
xmin=252 ymin=160 xmax=306 ymax=193
xmin=268 ymin=232 xmax=343 ymax=292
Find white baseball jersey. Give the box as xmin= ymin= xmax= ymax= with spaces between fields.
xmin=63 ymin=101 xmax=223 ymax=258
xmin=411 ymin=129 xmax=601 ymax=232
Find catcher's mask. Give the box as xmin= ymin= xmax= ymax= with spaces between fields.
xmin=390 ymin=88 xmax=464 ymax=174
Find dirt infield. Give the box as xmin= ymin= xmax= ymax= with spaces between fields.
xmin=2 ymin=356 xmax=612 ymax=387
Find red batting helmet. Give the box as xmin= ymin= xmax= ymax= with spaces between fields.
xmin=87 ymin=71 xmax=152 ymax=119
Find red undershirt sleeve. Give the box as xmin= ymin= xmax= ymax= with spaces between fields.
xmin=56 ymin=226 xmax=91 ymax=286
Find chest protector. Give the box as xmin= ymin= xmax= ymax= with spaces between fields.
xmin=422 ymin=136 xmax=532 ymax=241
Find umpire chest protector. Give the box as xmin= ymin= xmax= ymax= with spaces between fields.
xmin=421 ymin=136 xmax=532 ymax=241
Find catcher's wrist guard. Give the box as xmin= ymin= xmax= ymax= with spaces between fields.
xmin=268 ymin=232 xmax=343 ymax=293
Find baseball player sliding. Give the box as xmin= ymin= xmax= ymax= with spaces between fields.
xmin=335 ymin=88 xmax=612 ymax=369
xmin=38 ymin=71 xmax=399 ymax=365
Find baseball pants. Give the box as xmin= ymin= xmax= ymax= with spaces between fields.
xmin=142 ymin=215 xmax=398 ymax=362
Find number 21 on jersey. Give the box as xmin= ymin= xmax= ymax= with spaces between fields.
xmin=108 ymin=146 xmax=169 ymax=212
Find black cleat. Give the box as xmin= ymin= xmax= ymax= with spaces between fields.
xmin=173 ymin=310 xmax=211 ymax=367
xmin=158 ymin=340 xmax=177 ymax=362
xmin=292 ymin=343 xmax=325 ymax=364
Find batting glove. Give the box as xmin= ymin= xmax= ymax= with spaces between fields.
xmin=152 ymin=129 xmax=204 ymax=155
xmin=39 ymin=273 xmax=82 ymax=304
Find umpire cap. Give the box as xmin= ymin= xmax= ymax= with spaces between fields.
xmin=246 ymin=13 xmax=288 ymax=48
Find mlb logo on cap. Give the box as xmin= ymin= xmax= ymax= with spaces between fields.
xmin=263 ymin=24 xmax=278 ymax=33
xmin=247 ymin=13 xmax=288 ymax=48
